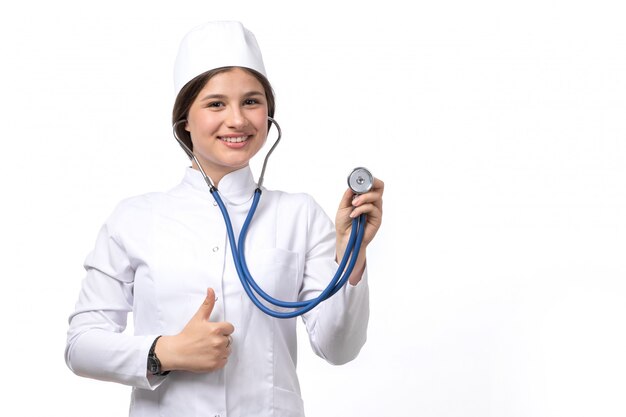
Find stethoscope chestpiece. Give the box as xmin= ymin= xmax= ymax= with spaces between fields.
xmin=347 ymin=167 xmax=374 ymax=195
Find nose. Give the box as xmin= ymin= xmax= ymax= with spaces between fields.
xmin=225 ymin=105 xmax=248 ymax=129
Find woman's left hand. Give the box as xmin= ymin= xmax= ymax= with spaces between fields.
xmin=335 ymin=177 xmax=384 ymax=284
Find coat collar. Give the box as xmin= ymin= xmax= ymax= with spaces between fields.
xmin=182 ymin=166 xmax=257 ymax=205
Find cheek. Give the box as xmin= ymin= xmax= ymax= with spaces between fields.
xmin=187 ymin=112 xmax=219 ymax=134
xmin=251 ymin=112 xmax=269 ymax=135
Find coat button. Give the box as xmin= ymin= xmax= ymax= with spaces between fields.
xmin=213 ymin=246 xmax=219 ymax=252
xmin=213 ymin=201 xmax=218 ymax=206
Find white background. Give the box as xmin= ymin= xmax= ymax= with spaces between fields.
xmin=1 ymin=0 xmax=625 ymax=416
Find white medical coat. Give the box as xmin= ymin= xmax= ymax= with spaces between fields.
xmin=65 ymin=166 xmax=369 ymax=417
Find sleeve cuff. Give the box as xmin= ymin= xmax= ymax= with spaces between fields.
xmin=142 ymin=335 xmax=169 ymax=390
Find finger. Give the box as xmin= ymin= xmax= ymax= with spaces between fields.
xmin=352 ymin=191 xmax=382 ymax=208
xmin=193 ymin=288 xmax=216 ymax=321
xmin=338 ymin=188 xmax=355 ymax=210
xmin=222 ymin=322 xmax=235 ymax=336
xmin=210 ymin=321 xmax=235 ymax=337
xmin=349 ymin=202 xmax=382 ymax=220
xmin=352 ymin=191 xmax=384 ymax=213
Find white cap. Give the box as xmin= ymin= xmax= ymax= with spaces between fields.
xmin=173 ymin=21 xmax=267 ymax=96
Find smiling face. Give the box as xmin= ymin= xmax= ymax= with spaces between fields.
xmin=184 ymin=67 xmax=269 ymax=185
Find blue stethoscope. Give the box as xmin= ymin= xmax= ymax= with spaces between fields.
xmin=173 ymin=117 xmax=372 ymax=318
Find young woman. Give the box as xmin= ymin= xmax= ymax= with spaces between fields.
xmin=66 ymin=21 xmax=384 ymax=417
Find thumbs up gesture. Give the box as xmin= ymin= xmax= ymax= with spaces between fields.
xmin=155 ymin=288 xmax=235 ymax=373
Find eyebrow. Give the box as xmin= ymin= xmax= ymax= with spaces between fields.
xmin=199 ymin=91 xmax=265 ymax=101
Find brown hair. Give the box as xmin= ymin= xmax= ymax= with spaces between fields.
xmin=172 ymin=66 xmax=276 ymax=152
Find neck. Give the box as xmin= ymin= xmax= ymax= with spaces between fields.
xmin=191 ymin=159 xmax=249 ymax=188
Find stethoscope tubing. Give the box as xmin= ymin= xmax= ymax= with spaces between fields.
xmin=212 ymin=187 xmax=366 ymax=318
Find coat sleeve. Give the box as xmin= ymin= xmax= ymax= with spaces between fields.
xmin=64 ymin=202 xmax=166 ymax=389
xmin=299 ymin=196 xmax=370 ymax=365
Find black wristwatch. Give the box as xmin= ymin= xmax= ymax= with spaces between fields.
xmin=147 ymin=336 xmax=170 ymax=376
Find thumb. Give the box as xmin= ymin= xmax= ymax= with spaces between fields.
xmin=194 ymin=288 xmax=216 ymax=321
xmin=338 ymin=188 xmax=355 ymax=210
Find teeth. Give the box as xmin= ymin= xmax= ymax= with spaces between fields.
xmin=220 ymin=136 xmax=249 ymax=143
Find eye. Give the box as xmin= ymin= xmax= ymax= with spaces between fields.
xmin=243 ymin=98 xmax=259 ymax=105
xmin=206 ymin=101 xmax=224 ymax=108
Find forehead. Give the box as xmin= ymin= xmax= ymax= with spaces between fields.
xmin=201 ymin=67 xmax=265 ymax=94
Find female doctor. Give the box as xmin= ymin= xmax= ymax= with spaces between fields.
xmin=65 ymin=21 xmax=384 ymax=417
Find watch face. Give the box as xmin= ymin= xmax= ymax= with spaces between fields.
xmin=148 ymin=356 xmax=159 ymax=374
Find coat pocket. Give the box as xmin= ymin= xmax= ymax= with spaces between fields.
xmin=273 ymin=386 xmax=305 ymax=416
xmin=244 ymin=247 xmax=300 ymax=304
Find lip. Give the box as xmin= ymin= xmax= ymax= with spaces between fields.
xmin=218 ymin=134 xmax=252 ymax=149
xmin=217 ymin=133 xmax=253 ymax=139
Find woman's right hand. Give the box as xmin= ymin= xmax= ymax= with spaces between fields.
xmin=155 ymin=288 xmax=234 ymax=373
